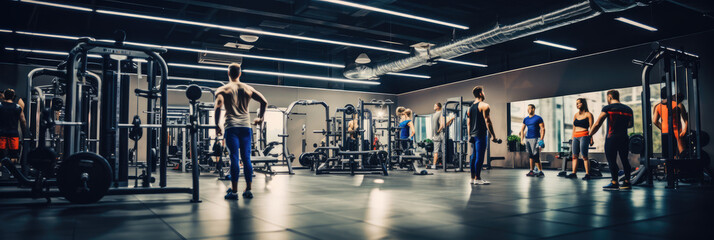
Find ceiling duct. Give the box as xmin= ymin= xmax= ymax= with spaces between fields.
xmin=343 ymin=0 xmax=646 ymax=79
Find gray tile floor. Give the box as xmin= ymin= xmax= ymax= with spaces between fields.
xmin=1 ymin=168 xmax=712 ymax=240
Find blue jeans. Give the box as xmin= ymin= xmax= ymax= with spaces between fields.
xmin=225 ymin=127 xmax=253 ymax=183
xmin=470 ymin=135 xmax=487 ymax=179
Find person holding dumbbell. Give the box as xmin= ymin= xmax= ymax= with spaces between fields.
xmin=521 ymin=104 xmax=546 ymax=177
xmin=214 ymin=63 xmax=268 ymax=200
xmin=467 ymin=86 xmax=501 ymax=185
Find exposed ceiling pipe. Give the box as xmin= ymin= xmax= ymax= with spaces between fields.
xmin=343 ymin=0 xmax=646 ymax=80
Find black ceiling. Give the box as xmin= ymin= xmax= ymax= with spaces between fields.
xmin=1 ymin=0 xmax=713 ymax=94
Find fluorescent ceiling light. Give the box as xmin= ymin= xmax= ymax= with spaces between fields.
xmin=169 ymin=63 xmax=379 ymax=85
xmin=242 ymin=69 xmax=380 ymax=85
xmin=533 ymin=40 xmax=577 ymax=51
xmin=6 ymin=47 xmax=101 ymax=58
xmin=15 ymin=31 xmax=79 ymax=40
xmin=19 ymin=0 xmax=92 ymax=12
xmin=168 ymin=63 xmax=226 ymax=71
xmin=438 ymin=59 xmax=487 ymax=68
xmin=318 ymin=0 xmax=468 ymax=30
xmin=386 ymin=72 xmax=430 ymax=79
xmin=615 ymin=17 xmax=658 ymax=31
xmin=93 ymin=9 xmax=408 ymax=54
xmin=167 ymin=76 xmax=226 ymax=85
xmin=4 ymin=30 xmax=344 ymax=68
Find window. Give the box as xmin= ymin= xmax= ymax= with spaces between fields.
xmin=414 ymin=114 xmax=433 ymax=142
xmin=509 ymin=84 xmax=662 ymax=153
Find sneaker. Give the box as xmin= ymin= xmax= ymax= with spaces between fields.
xmin=226 ymin=188 xmax=232 ymax=194
xmin=581 ymin=174 xmax=591 ymax=180
xmin=471 ymin=179 xmax=477 ymax=185
xmin=537 ymin=171 xmax=545 ymax=177
xmin=479 ymin=179 xmax=491 ymax=185
xmin=224 ymin=192 xmax=238 ymax=200
xmin=242 ymin=190 xmax=254 ymax=199
xmin=431 ymin=165 xmax=437 ymax=169
xmin=603 ymin=181 xmax=620 ymax=191
xmin=619 ymin=181 xmax=632 ymax=190
xmin=566 ymin=173 xmax=577 ymax=179
xmin=526 ymin=171 xmax=536 ymax=177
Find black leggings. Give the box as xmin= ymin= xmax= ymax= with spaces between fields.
xmin=605 ymin=136 xmax=631 ymax=182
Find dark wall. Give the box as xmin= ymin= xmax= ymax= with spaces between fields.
xmin=398 ymin=30 xmax=714 ymax=168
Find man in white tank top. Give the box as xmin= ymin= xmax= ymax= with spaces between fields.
xmin=214 ymin=63 xmax=268 ymax=200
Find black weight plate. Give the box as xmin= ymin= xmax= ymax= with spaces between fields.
xmin=27 ymin=147 xmax=58 ymax=171
xmin=629 ymin=134 xmax=644 ymax=155
xmin=57 ymin=152 xmax=112 ymax=204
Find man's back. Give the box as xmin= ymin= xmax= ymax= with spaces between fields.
xmin=432 ymin=110 xmax=442 ymax=136
xmin=602 ymin=103 xmax=633 ymax=138
xmin=0 ymin=101 xmax=21 ymax=136
xmin=217 ymin=82 xmax=254 ymax=128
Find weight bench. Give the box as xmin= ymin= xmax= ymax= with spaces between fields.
xmin=251 ymin=156 xmax=280 ymax=175
xmin=399 ymin=155 xmax=432 ymax=175
xmin=317 ymin=150 xmax=388 ymax=176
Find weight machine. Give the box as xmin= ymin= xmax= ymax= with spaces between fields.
xmin=442 ymin=97 xmax=471 ymax=172
xmin=1 ymin=34 xmax=203 ymax=203
xmin=630 ymin=43 xmax=709 ymax=188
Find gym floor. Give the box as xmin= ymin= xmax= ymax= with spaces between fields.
xmin=1 ymin=169 xmax=712 ymax=240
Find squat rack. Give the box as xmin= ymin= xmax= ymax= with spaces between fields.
xmin=632 ymin=43 xmax=703 ymax=188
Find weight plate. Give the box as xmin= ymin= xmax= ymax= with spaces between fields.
xmin=57 ymin=152 xmax=112 ymax=204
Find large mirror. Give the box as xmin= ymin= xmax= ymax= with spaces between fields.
xmin=509 ymin=84 xmax=664 ymax=153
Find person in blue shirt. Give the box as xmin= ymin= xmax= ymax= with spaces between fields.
xmin=398 ymin=108 xmax=415 ymax=151
xmin=520 ymin=104 xmax=546 ymax=177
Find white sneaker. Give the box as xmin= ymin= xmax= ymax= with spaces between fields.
xmin=471 ymin=179 xmax=477 ymax=185
xmin=480 ymin=179 xmax=491 ymax=185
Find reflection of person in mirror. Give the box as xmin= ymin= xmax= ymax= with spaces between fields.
xmin=653 ymin=88 xmax=688 ymax=157
xmin=521 ymin=104 xmax=545 ymax=177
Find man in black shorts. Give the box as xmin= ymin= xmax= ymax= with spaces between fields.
xmin=0 ymin=89 xmax=28 ymax=163
xmin=589 ymin=90 xmax=633 ymax=191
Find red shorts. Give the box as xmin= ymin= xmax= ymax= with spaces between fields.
xmin=0 ymin=136 xmax=20 ymax=150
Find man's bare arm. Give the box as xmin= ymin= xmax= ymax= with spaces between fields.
xmin=214 ymin=94 xmax=223 ymax=135
xmin=589 ymin=112 xmax=608 ymax=136
xmin=653 ymin=104 xmax=662 ymax=130
xmin=539 ymin=122 xmax=545 ymax=140
xmin=483 ymin=105 xmax=497 ymax=140
xmin=250 ymin=89 xmax=268 ymax=123
xmin=679 ymin=103 xmax=688 ymax=136
xmin=19 ymin=110 xmax=27 ymax=130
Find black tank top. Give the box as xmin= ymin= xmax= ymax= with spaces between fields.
xmin=0 ymin=101 xmax=22 ymax=137
xmin=573 ymin=117 xmax=589 ymax=129
xmin=468 ymin=102 xmax=487 ymax=138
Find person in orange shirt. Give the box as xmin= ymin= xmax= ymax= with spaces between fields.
xmin=653 ymin=88 xmax=688 ymax=158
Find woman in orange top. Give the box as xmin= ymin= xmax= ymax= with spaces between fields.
xmin=653 ymin=90 xmax=688 ymax=157
xmin=568 ymin=98 xmax=594 ymax=180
